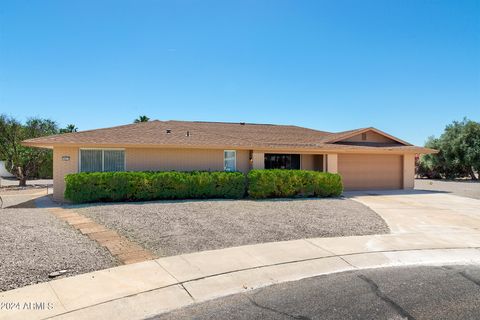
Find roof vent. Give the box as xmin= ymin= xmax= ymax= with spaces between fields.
xmin=166 ymin=129 xmax=171 ymax=134
xmin=186 ymin=131 xmax=190 ymax=137
xmin=240 ymin=122 xmax=246 ymax=125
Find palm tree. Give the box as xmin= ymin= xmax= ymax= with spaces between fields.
xmin=59 ymin=124 xmax=78 ymax=133
xmin=134 ymin=115 xmax=150 ymax=123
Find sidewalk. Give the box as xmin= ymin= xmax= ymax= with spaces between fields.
xmin=1 ymin=191 xmax=480 ymax=320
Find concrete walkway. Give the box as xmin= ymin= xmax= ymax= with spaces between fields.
xmin=2 ymin=191 xmax=480 ymax=320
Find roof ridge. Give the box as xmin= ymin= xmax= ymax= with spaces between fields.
xmin=167 ymin=120 xmax=296 ymax=127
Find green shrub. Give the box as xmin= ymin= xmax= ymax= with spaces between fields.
xmin=65 ymin=171 xmax=246 ymax=203
xmin=65 ymin=169 xmax=343 ymax=203
xmin=247 ymin=169 xmax=343 ymax=199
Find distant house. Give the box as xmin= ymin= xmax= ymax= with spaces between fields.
xmin=23 ymin=120 xmax=436 ymax=201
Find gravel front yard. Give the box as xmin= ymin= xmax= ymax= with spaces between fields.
xmin=77 ymin=198 xmax=389 ymax=257
xmin=0 ymin=207 xmax=117 ymax=292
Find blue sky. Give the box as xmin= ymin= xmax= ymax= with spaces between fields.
xmin=0 ymin=0 xmax=479 ymax=145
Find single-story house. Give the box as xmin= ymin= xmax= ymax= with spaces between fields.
xmin=22 ymin=120 xmax=436 ymax=201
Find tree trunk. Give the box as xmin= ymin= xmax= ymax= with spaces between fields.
xmin=469 ymin=167 xmax=478 ymax=180
xmin=16 ymin=166 xmax=27 ymax=187
xmin=19 ymin=177 xmax=27 ymax=187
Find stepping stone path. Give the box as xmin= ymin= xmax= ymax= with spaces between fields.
xmin=47 ymin=207 xmax=156 ymax=264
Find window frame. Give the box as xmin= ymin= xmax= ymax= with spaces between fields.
xmin=79 ymin=148 xmax=126 ymax=173
xmin=223 ymin=150 xmax=237 ymax=172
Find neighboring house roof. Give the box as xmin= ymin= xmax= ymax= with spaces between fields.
xmin=22 ymin=120 xmax=437 ymax=154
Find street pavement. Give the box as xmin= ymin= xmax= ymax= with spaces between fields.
xmin=152 ymin=265 xmax=480 ymax=320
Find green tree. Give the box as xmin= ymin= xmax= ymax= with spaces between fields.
xmin=0 ymin=115 xmax=58 ymax=186
xmin=417 ymin=137 xmax=444 ymax=179
xmin=460 ymin=120 xmax=480 ymax=178
xmin=134 ymin=115 xmax=150 ymax=123
xmin=59 ymin=124 xmax=78 ymax=133
xmin=418 ymin=118 xmax=480 ymax=180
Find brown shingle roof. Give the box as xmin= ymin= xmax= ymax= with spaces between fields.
xmin=22 ymin=120 xmax=436 ymax=154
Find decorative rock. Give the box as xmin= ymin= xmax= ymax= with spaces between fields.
xmin=48 ymin=270 xmax=68 ymax=278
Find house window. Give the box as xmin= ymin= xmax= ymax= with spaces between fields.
xmin=224 ymin=150 xmax=236 ymax=171
xmin=104 ymin=150 xmax=125 ymax=172
xmin=80 ymin=150 xmax=102 ymax=172
xmin=264 ymin=154 xmax=300 ymax=170
xmin=80 ymin=149 xmax=125 ymax=172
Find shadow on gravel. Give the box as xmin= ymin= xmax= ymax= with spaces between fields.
xmin=68 ymin=196 xmax=351 ymax=209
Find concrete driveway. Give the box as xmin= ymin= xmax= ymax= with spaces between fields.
xmin=345 ymin=190 xmax=480 ymax=234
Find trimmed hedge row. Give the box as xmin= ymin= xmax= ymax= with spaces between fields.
xmin=64 ymin=170 xmax=343 ymax=203
xmin=247 ymin=169 xmax=343 ymax=198
xmin=64 ymin=171 xmax=246 ymax=203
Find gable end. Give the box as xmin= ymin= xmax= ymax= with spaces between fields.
xmin=328 ymin=128 xmax=411 ymax=147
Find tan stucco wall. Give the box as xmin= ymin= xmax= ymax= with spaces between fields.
xmin=300 ymin=154 xmax=314 ymax=170
xmin=326 ymin=154 xmax=338 ymax=173
xmin=252 ymin=151 xmax=265 ymax=169
xmin=236 ymin=150 xmax=251 ymax=173
xmin=53 ymin=147 xmax=79 ymax=201
xmin=343 ymin=131 xmax=399 ymax=144
xmin=403 ymin=154 xmax=415 ymax=189
xmin=126 ymin=148 xmax=250 ymax=173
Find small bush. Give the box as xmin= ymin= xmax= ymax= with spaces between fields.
xmin=65 ymin=171 xmax=246 ymax=203
xmin=247 ymin=169 xmax=343 ymax=199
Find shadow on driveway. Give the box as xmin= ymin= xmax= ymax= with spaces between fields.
xmin=343 ymin=189 xmax=449 ymax=198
